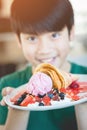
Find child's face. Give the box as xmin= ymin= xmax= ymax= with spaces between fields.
xmin=20 ymin=26 xmax=71 ymax=70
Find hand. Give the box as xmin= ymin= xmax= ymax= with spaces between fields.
xmin=0 ymin=87 xmax=15 ymax=106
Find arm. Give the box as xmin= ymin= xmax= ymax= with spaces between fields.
xmin=0 ymin=87 xmax=30 ymax=130
xmin=0 ymin=66 xmax=31 ymax=130
xmin=75 ymin=103 xmax=87 ymax=130
xmin=4 ymin=108 xmax=30 ymax=130
xmin=0 ymin=125 xmax=4 ymax=130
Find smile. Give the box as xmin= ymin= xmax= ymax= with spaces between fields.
xmin=36 ymin=56 xmax=57 ymax=64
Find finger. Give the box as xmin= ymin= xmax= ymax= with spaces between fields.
xmin=0 ymin=100 xmax=14 ymax=109
xmin=0 ymin=99 xmax=7 ymax=106
xmin=2 ymin=87 xmax=14 ymax=96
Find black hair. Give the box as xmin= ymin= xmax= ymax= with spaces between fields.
xmin=11 ymin=0 xmax=74 ymax=36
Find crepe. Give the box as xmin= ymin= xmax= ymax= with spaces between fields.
xmin=34 ymin=63 xmax=78 ymax=90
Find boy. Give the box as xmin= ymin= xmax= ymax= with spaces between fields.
xmin=0 ymin=0 xmax=87 ymax=130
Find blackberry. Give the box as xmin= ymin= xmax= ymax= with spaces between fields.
xmin=53 ymin=88 xmax=59 ymax=95
xmin=14 ymin=92 xmax=27 ymax=105
xmin=38 ymin=94 xmax=46 ymax=98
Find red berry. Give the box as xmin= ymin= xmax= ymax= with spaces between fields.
xmin=20 ymin=95 xmax=35 ymax=106
xmin=35 ymin=96 xmax=41 ymax=102
xmin=68 ymin=81 xmax=79 ymax=89
xmin=60 ymin=88 xmax=66 ymax=93
xmin=71 ymin=95 xmax=80 ymax=101
xmin=52 ymin=94 xmax=60 ymax=101
xmin=42 ymin=96 xmax=51 ymax=104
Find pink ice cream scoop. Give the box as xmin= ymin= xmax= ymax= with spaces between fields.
xmin=26 ymin=72 xmax=53 ymax=96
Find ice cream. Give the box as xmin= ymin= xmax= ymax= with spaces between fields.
xmin=26 ymin=72 xmax=53 ymax=96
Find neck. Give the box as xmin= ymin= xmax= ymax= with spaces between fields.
xmin=60 ymin=61 xmax=71 ymax=73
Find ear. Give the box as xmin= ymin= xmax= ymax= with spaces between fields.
xmin=69 ymin=25 xmax=75 ymax=41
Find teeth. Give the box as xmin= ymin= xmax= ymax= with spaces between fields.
xmin=43 ymin=59 xmax=52 ymax=62
xmin=40 ymin=57 xmax=55 ymax=62
xmin=36 ymin=56 xmax=57 ymax=63
xmin=41 ymin=58 xmax=54 ymax=62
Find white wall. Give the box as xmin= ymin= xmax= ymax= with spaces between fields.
xmin=70 ymin=0 xmax=87 ymax=35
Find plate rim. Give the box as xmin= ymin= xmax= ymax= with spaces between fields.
xmin=4 ymin=95 xmax=87 ymax=111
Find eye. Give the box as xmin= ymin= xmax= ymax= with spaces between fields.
xmin=51 ymin=32 xmax=60 ymax=39
xmin=26 ymin=36 xmax=37 ymax=41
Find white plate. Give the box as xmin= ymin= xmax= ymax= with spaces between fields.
xmin=4 ymin=74 xmax=87 ymax=111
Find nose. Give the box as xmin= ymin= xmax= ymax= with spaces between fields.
xmin=37 ymin=38 xmax=53 ymax=54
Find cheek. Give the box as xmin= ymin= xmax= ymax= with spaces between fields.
xmin=60 ymin=44 xmax=70 ymax=52
xmin=22 ymin=45 xmax=37 ymax=60
xmin=56 ymin=40 xmax=70 ymax=57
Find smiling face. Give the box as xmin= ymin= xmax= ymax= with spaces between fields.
xmin=19 ymin=26 xmax=72 ymax=71
xmin=11 ymin=0 xmax=74 ymax=72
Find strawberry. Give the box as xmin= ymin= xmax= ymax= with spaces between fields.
xmin=68 ymin=81 xmax=79 ymax=89
xmin=10 ymin=89 xmax=27 ymax=102
xmin=60 ymin=88 xmax=66 ymax=93
xmin=20 ymin=95 xmax=35 ymax=106
xmin=52 ymin=94 xmax=60 ymax=101
xmin=71 ymin=95 xmax=80 ymax=101
xmin=42 ymin=96 xmax=51 ymax=105
xmin=35 ymin=96 xmax=41 ymax=102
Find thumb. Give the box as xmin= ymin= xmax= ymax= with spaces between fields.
xmin=2 ymin=87 xmax=14 ymax=96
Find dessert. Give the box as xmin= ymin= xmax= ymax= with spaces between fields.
xmin=34 ymin=63 xmax=78 ymax=89
xmin=10 ymin=63 xmax=84 ymax=107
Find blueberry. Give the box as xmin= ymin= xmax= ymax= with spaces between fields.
xmin=47 ymin=93 xmax=54 ymax=99
xmin=59 ymin=92 xmax=65 ymax=100
xmin=39 ymin=102 xmax=44 ymax=106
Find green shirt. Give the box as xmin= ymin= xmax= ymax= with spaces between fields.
xmin=0 ymin=63 xmax=87 ymax=130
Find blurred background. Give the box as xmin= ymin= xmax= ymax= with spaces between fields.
xmin=0 ymin=0 xmax=87 ymax=77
